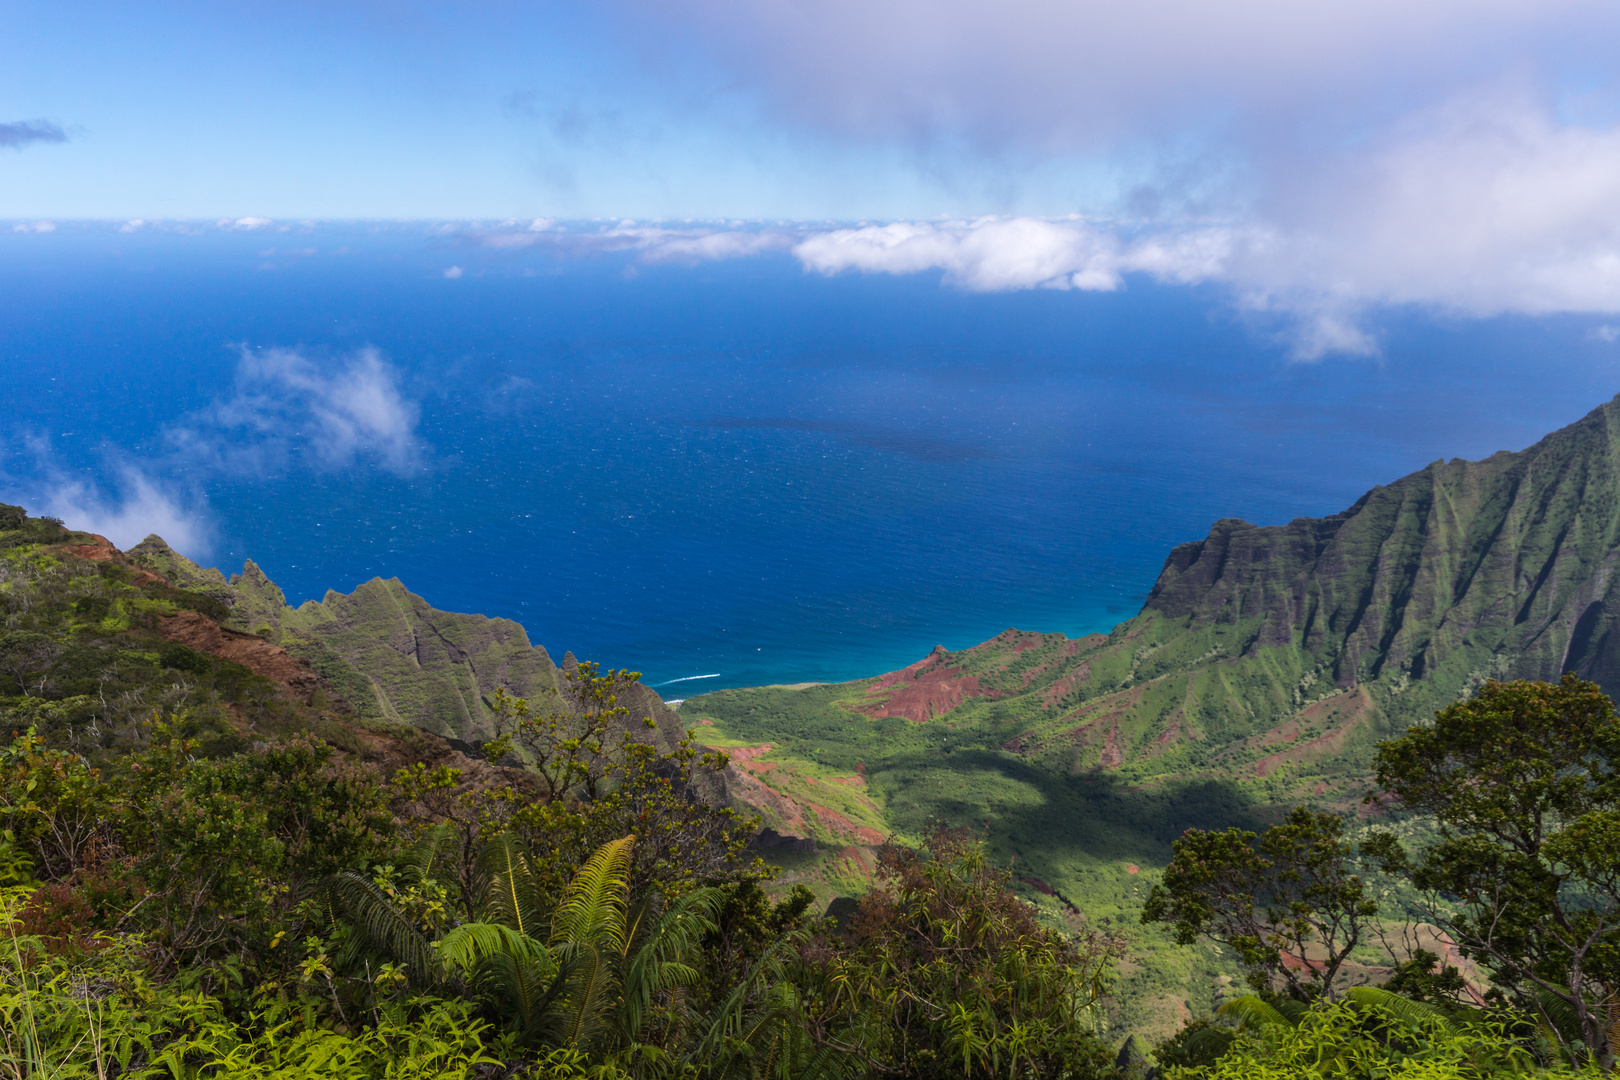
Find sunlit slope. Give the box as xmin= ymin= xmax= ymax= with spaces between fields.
xmin=127 ymin=539 xmax=681 ymax=747
xmin=684 ymin=390 xmax=1620 ymax=850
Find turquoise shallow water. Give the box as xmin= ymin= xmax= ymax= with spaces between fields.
xmin=4 ymin=225 xmax=1620 ymax=690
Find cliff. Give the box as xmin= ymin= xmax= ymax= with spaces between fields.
xmin=126 ymin=538 xmax=689 ymax=751
xmin=679 ymin=394 xmax=1620 ymax=897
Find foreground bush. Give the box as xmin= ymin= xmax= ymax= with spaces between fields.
xmin=1166 ymin=990 xmax=1602 ymax=1079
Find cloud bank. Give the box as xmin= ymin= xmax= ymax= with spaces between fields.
xmin=0 ymin=119 xmax=67 ymax=150
xmin=476 ymin=220 xmax=796 ymax=264
xmin=170 ymin=346 xmax=427 ymax=476
xmin=608 ymin=0 xmax=1620 ymax=353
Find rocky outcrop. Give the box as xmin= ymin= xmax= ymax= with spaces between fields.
xmin=1145 ymin=395 xmax=1620 ymax=696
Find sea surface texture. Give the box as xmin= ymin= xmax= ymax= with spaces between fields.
xmin=5 ymin=224 xmax=1619 ymax=691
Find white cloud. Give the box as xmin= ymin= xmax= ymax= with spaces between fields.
xmin=443 ymin=265 xmax=464 ymax=278
xmin=170 ymin=346 xmax=427 ymax=476
xmin=34 ymin=468 xmax=211 ymax=555
xmin=1590 ymin=326 xmax=1620 ymax=343
xmin=12 ymin=221 xmax=55 ymax=233
xmin=119 ymin=219 xmax=146 ymax=232
xmin=793 ymin=217 xmax=1231 ymax=292
xmin=219 ymin=217 xmax=273 ymax=231
xmin=611 ymin=0 xmax=1620 ymax=354
xmin=474 ymin=221 xmax=796 ymax=263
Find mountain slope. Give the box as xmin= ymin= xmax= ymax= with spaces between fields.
xmin=679 ymin=393 xmax=1620 ymax=1034
xmin=693 ymin=394 xmax=1620 ymax=816
xmin=126 ymin=537 xmax=688 ymax=751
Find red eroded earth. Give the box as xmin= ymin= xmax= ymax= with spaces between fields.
xmin=859 ymin=646 xmax=992 ymax=723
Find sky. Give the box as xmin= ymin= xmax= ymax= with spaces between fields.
xmin=5 ymin=0 xmax=1620 ymax=353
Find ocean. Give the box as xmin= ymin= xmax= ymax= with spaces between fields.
xmin=5 ymin=223 xmax=1619 ymax=692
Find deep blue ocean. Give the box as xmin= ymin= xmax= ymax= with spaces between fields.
xmin=5 ymin=224 xmax=1620 ymax=693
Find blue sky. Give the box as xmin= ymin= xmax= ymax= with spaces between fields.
xmin=6 ymin=0 xmax=1620 ymax=354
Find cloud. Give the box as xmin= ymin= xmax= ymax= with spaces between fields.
xmin=627 ymin=0 xmax=1612 ymax=158
xmin=778 ymin=90 xmax=1620 ymax=356
xmin=0 ymin=119 xmax=67 ymax=150
xmin=35 ymin=468 xmax=212 ymax=555
xmin=609 ymin=0 xmax=1620 ymax=354
xmin=169 ymin=346 xmax=428 ymax=476
xmin=219 ymin=217 xmax=273 ymax=231
xmin=11 ymin=221 xmax=56 ymax=234
xmin=1590 ymin=325 xmax=1620 ymax=343
xmin=473 ymin=221 xmax=796 ymax=263
xmin=443 ymin=265 xmax=464 ymax=278
xmin=794 ymin=217 xmax=1231 ymax=291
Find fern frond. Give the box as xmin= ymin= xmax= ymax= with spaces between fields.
xmin=475 ymin=831 xmax=546 ymax=937
xmin=1534 ymin=987 xmax=1590 ymax=1045
xmin=435 ymin=921 xmax=550 ymax=975
xmin=1217 ymin=995 xmax=1296 ymax=1031
xmin=401 ymin=821 xmax=458 ymax=883
xmin=549 ymin=941 xmax=618 ymax=1050
xmin=1179 ymin=1026 xmax=1237 ymax=1065
xmin=619 ymin=887 xmax=722 ymax=1043
xmin=551 ymin=835 xmax=635 ymax=952
xmin=318 ymin=871 xmax=441 ymax=988
xmin=1345 ymin=986 xmax=1457 ymax=1034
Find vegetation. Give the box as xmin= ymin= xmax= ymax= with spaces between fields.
xmin=1142 ymin=807 xmax=1379 ymax=1002
xmin=1369 ymin=675 xmax=1620 ymax=1072
xmin=17 ymin=378 xmax=1620 ymax=1080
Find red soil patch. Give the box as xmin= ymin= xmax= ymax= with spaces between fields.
xmin=1260 ymin=722 xmax=1301 ymax=746
xmin=158 ymin=610 xmax=325 ymax=702
xmin=720 ymin=765 xmax=809 ymax=835
xmin=1254 ymin=687 xmax=1373 ymax=778
xmin=715 ymin=744 xmax=780 ymax=775
xmin=1098 ymin=714 xmax=1125 ymax=769
xmin=1019 ymin=875 xmax=1056 ymax=895
xmin=54 ymin=536 xmax=165 ymax=585
xmin=1126 ymin=865 xmax=1140 ymax=875
xmin=1041 ymin=664 xmax=1091 ymax=707
xmin=827 ymin=775 xmax=867 ymax=788
xmin=860 ymin=646 xmax=991 ymax=723
xmin=807 ymin=801 xmax=883 ymax=844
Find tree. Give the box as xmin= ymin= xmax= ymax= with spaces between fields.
xmin=1369 ymin=674 xmax=1620 ymax=1071
xmin=1141 ymin=806 xmax=1379 ymax=1001
xmin=804 ymin=828 xmax=1120 ymax=1079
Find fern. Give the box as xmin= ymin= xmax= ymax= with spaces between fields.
xmin=474 ymin=831 xmax=546 ymax=940
xmin=318 ymin=871 xmax=442 ymax=988
xmin=1217 ymin=995 xmax=1297 ymax=1031
xmin=551 ymin=834 xmax=635 ymax=953
xmin=1344 ymin=985 xmax=1458 ymax=1034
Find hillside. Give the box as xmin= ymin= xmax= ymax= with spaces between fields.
xmin=124 ymin=537 xmax=686 ymax=751
xmin=679 ymin=392 xmax=1620 ymax=1033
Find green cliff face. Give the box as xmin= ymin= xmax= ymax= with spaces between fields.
xmin=126 ymin=539 xmax=681 ymax=747
xmin=677 ymin=394 xmax=1620 ymax=1036
xmin=694 ymin=393 xmax=1620 ymax=815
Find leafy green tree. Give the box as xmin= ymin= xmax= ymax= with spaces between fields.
xmin=1172 ymin=990 xmax=1580 ymax=1079
xmin=804 ymin=828 xmax=1120 ymax=1079
xmin=1369 ymin=675 xmax=1620 ymax=1072
xmin=1142 ymin=807 xmax=1379 ymax=1001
